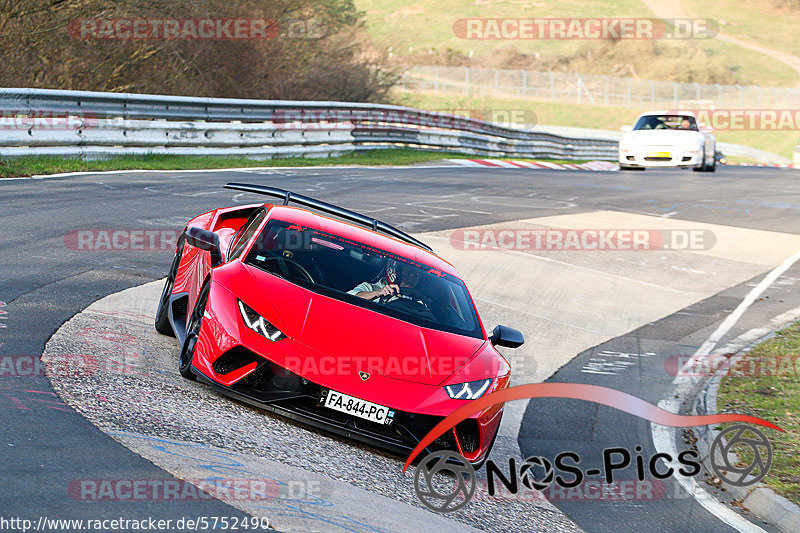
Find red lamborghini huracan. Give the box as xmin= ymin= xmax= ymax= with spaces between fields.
xmin=155 ymin=183 xmax=524 ymax=466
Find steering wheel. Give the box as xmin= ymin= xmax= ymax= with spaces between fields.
xmin=378 ymin=287 xmax=430 ymax=309
xmin=260 ymin=256 xmax=315 ymax=284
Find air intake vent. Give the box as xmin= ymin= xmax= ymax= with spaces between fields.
xmin=213 ymin=347 xmax=261 ymax=375
xmin=454 ymin=419 xmax=480 ymax=453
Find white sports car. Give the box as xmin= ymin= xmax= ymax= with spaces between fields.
xmin=618 ymin=112 xmax=716 ymax=172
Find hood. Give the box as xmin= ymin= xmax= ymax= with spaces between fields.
xmin=240 ymin=265 xmax=487 ymax=386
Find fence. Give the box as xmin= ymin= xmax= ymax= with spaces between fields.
xmin=401 ymin=66 xmax=800 ymax=110
xmin=0 ymin=88 xmax=618 ymax=160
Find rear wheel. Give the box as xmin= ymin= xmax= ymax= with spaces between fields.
xmin=155 ymin=236 xmax=184 ymax=336
xmin=179 ymin=281 xmax=209 ymax=380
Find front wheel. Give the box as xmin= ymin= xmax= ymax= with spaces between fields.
xmin=179 ymin=282 xmax=209 ymax=380
xmin=694 ymin=144 xmax=717 ymax=172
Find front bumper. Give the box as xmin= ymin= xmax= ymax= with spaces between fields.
xmin=192 ymin=357 xmax=497 ymax=465
xmin=619 ymin=149 xmax=700 ymax=168
xmin=189 ymin=281 xmax=503 ymax=465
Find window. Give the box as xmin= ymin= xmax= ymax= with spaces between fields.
xmin=228 ymin=208 xmax=266 ymax=261
xmin=244 ymin=220 xmax=483 ymax=339
xmin=634 ymin=115 xmax=698 ymax=131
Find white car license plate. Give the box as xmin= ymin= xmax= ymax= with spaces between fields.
xmin=322 ymin=390 xmax=395 ymax=425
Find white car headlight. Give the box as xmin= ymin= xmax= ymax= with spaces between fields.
xmin=444 ymin=379 xmax=492 ymax=400
xmin=238 ymin=300 xmax=286 ymax=341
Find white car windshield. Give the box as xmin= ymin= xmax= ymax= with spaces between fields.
xmin=634 ymin=115 xmax=698 ymax=131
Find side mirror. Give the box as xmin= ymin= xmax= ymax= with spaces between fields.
xmin=489 ymin=325 xmax=524 ymax=348
xmin=621 ymin=125 xmax=632 ymax=133
xmin=185 ymin=227 xmax=222 ymax=266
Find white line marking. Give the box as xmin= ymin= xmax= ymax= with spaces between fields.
xmin=698 ymin=250 xmax=800 ymax=356
xmin=651 ymin=251 xmax=800 ymax=532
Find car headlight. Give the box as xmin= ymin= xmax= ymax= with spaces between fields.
xmin=444 ymin=378 xmax=492 ymax=400
xmin=238 ymin=300 xmax=286 ymax=341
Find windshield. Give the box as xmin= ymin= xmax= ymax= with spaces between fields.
xmin=244 ymin=219 xmax=483 ymax=339
xmin=633 ymin=115 xmax=698 ymax=131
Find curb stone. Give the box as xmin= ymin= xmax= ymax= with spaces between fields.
xmin=692 ymin=329 xmax=800 ymax=532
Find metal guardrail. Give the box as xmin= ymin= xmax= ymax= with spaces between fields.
xmin=0 ymin=88 xmax=618 ymax=160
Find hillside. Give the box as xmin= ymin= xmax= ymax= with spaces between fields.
xmin=355 ymin=0 xmax=799 ymax=86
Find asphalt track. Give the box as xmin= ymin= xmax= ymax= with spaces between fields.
xmin=2 ymin=164 xmax=800 ymax=531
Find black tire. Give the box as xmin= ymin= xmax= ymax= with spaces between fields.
xmin=695 ymin=143 xmax=717 ymax=172
xmin=155 ymin=236 xmax=184 ymax=336
xmin=179 ymin=281 xmax=209 ymax=380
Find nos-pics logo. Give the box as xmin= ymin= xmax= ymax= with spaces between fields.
xmin=412 ymin=424 xmax=773 ymax=513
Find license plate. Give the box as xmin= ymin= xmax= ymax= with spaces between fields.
xmin=322 ymin=390 xmax=395 ymax=425
xmin=649 ymin=151 xmax=671 ymax=158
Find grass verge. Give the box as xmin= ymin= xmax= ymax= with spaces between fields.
xmin=0 ymin=150 xmax=468 ymax=179
xmin=0 ymin=150 xmax=604 ymax=179
xmin=716 ymin=321 xmax=800 ymax=505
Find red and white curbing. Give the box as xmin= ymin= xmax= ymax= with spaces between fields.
xmin=449 ymin=159 xmax=619 ymax=171
xmin=734 ymin=162 xmax=798 ymax=168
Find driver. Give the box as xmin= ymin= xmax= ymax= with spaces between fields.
xmin=348 ymin=260 xmax=422 ymax=302
xmin=679 ymin=118 xmax=692 ymax=129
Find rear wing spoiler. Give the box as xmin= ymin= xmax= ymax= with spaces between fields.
xmin=224 ymin=183 xmax=434 ymax=253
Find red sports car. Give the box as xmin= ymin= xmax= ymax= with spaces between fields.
xmin=155 ymin=183 xmax=524 ymax=467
